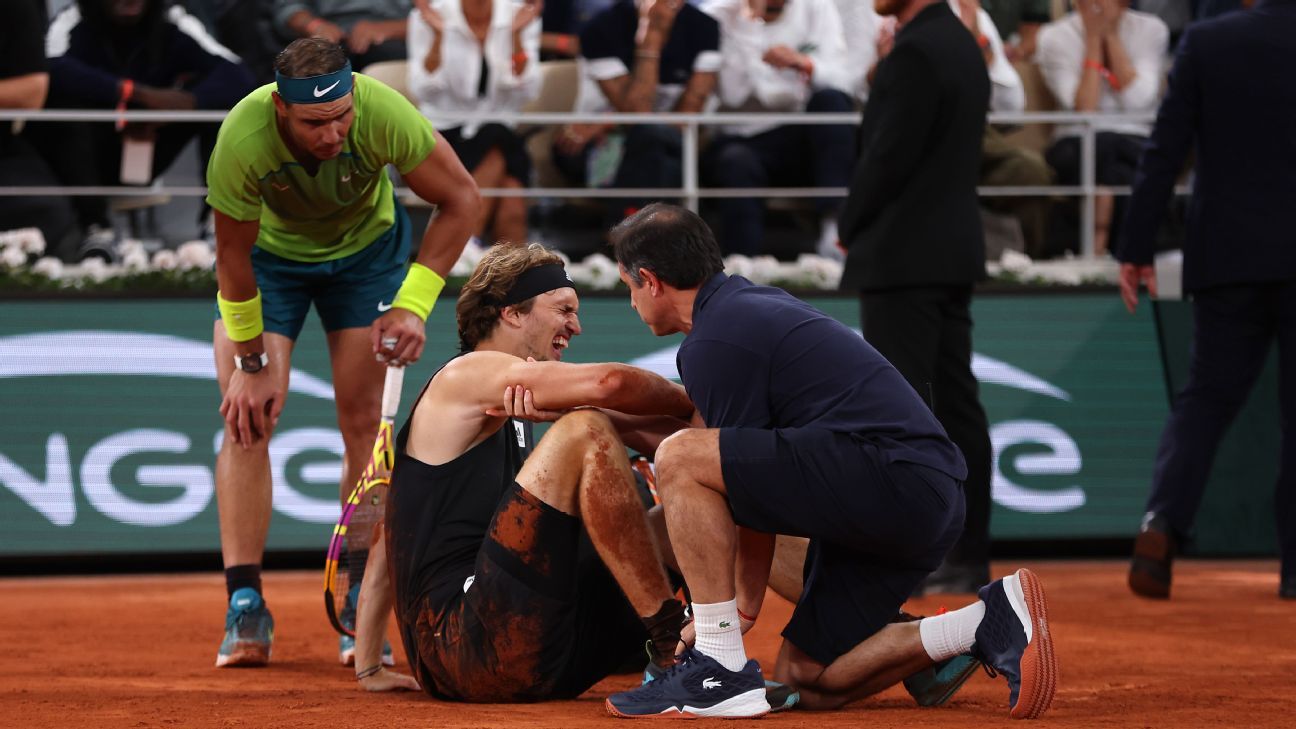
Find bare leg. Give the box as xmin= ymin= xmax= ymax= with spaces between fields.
xmin=470 ymin=148 xmax=506 ymax=242
xmin=653 ymin=429 xmax=736 ymax=605
xmin=769 ymin=535 xmax=809 ymax=604
xmin=213 ymin=323 xmax=294 ymax=569
xmin=514 ymin=409 xmax=673 ymax=615
xmin=1094 ymin=191 xmax=1113 ymax=256
xmin=325 ymin=327 xmax=388 ymax=506
xmin=774 ymin=624 xmax=932 ymax=710
xmin=492 ymin=175 xmax=528 ymax=245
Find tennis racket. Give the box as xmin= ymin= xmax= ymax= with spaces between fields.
xmin=324 ymin=363 xmax=405 ymax=638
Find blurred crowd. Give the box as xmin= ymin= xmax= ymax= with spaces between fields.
xmin=1 ymin=0 xmax=1247 ymax=262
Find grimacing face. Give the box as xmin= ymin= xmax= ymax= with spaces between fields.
xmin=274 ymin=91 xmax=355 ymax=161
xmin=518 ymin=288 xmax=582 ymax=362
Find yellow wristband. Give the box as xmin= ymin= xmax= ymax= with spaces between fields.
xmin=392 ymin=263 xmax=445 ymax=322
xmin=217 ymin=289 xmax=264 ymax=342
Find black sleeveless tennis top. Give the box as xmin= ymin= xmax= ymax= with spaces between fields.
xmin=385 ymin=357 xmax=534 ymax=627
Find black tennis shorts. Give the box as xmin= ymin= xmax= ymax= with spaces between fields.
xmin=409 ymin=483 xmax=646 ymax=702
xmin=721 ymin=426 xmax=966 ymax=666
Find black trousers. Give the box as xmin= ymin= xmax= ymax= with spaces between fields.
xmin=26 ymin=119 xmax=219 ymax=232
xmin=702 ymin=88 xmax=857 ymax=256
xmin=1148 ymin=282 xmax=1296 ymax=580
xmin=859 ymin=285 xmax=992 ymax=572
xmin=0 ymin=134 xmax=76 ymax=257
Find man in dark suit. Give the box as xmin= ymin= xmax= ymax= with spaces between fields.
xmin=838 ymin=0 xmax=993 ymax=595
xmin=1117 ymin=0 xmax=1296 ymax=600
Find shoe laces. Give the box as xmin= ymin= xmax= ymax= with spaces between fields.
xmin=981 ymin=664 xmax=999 ymax=680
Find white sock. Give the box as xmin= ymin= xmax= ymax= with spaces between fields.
xmin=918 ymin=601 xmax=986 ymax=662
xmin=691 ymin=599 xmax=748 ymax=672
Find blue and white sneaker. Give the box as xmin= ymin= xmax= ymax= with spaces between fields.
xmin=215 ymin=588 xmax=274 ymax=667
xmin=903 ymin=654 xmax=981 ymax=707
xmin=970 ymin=569 xmax=1057 ymax=719
xmin=608 ymin=648 xmax=770 ymax=718
xmin=338 ymin=583 xmax=395 ymax=667
xmin=642 ymin=655 xmax=797 ymax=713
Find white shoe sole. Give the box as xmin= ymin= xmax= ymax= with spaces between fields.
xmin=606 ymin=688 xmax=770 ymax=719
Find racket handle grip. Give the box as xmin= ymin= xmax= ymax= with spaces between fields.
xmin=381 ymin=365 xmax=405 ymax=420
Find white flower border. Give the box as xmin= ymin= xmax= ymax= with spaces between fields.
xmin=2 ymin=227 xmax=1121 ymax=290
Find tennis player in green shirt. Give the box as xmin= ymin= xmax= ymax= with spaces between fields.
xmin=206 ymin=37 xmax=479 ymax=669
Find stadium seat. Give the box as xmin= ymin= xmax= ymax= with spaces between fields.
xmin=360 ymin=60 xmax=416 ymax=106
xmin=520 ymin=60 xmax=580 ymax=190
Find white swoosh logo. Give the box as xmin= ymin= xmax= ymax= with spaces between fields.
xmin=377 ymin=301 xmax=393 ymax=312
xmin=0 ymin=331 xmax=336 ymax=400
xmin=313 ymin=80 xmax=341 ymax=98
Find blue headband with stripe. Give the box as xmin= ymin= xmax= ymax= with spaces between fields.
xmin=274 ymin=62 xmax=353 ymax=104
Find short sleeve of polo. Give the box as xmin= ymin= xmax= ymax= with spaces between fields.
xmin=352 ymin=76 xmax=437 ymax=175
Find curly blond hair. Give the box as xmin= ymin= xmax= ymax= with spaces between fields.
xmin=456 ymin=242 xmax=565 ymax=352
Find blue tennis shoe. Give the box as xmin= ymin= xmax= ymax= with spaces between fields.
xmin=216 ymin=588 xmax=274 ymax=667
xmin=903 ymin=654 xmax=981 ymax=707
xmin=338 ymin=583 xmax=395 ymax=667
xmin=970 ymin=568 xmax=1057 ymax=719
xmin=609 ymin=648 xmax=769 ymax=719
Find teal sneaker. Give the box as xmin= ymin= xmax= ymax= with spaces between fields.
xmin=215 ymin=588 xmax=273 ymax=667
xmin=903 ymin=654 xmax=981 ymax=707
xmin=338 ymin=583 xmax=395 ymax=667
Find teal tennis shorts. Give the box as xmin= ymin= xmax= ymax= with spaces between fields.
xmin=218 ymin=199 xmax=413 ymax=341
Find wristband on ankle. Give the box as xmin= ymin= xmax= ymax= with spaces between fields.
xmin=217 ymin=289 xmax=264 ymax=342
xmin=391 ymin=263 xmax=446 ymax=321
xmin=356 ymin=665 xmax=382 ymax=680
xmin=737 ymin=608 xmax=758 ymax=623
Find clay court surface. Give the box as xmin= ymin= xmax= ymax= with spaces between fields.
xmin=5 ymin=560 xmax=1292 ymax=728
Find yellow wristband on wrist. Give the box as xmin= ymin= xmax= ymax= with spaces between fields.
xmin=217 ymin=289 xmax=264 ymax=342
xmin=392 ymin=263 xmax=446 ymax=321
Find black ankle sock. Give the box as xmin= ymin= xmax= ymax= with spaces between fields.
xmin=225 ymin=564 xmax=262 ymax=599
xmin=642 ymin=598 xmax=686 ymax=669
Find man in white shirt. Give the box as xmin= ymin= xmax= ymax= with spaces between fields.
xmin=699 ymin=0 xmax=856 ymax=257
xmin=953 ymin=0 xmax=1054 ymax=262
xmin=1036 ymin=0 xmax=1169 ymax=255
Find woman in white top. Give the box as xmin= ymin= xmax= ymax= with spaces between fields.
xmin=1036 ymin=0 xmax=1168 ymax=255
xmin=409 ymin=0 xmax=543 ymax=246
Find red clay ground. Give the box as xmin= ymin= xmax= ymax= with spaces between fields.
xmin=4 ymin=560 xmax=1293 ymax=728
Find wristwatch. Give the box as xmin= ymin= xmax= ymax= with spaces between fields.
xmin=234 ymin=352 xmax=269 ymax=374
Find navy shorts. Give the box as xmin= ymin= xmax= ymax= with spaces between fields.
xmin=720 ymin=426 xmax=965 ymax=666
xmin=216 ymin=198 xmax=412 ymax=340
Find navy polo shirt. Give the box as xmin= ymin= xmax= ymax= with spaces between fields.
xmin=677 ymin=274 xmax=968 ymax=480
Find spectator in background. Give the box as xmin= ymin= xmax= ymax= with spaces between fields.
xmin=30 ymin=0 xmax=255 ymax=260
xmin=831 ymin=0 xmax=880 ymax=104
xmin=0 ymin=0 xmax=77 ymax=258
xmin=980 ymin=0 xmax=1052 ymax=60
xmin=552 ymin=0 xmax=719 ymax=222
xmin=955 ymin=0 xmax=1054 ymax=259
xmin=838 ymin=0 xmax=994 ymax=596
xmin=180 ymin=0 xmax=282 ymax=84
xmin=274 ymin=0 xmax=411 ymax=70
xmin=698 ymin=0 xmax=856 ymax=258
xmin=1116 ymin=0 xmax=1296 ymax=601
xmin=538 ymin=0 xmax=619 ymax=58
xmin=408 ymin=0 xmax=542 ymax=246
xmin=1036 ymin=0 xmax=1168 ymax=256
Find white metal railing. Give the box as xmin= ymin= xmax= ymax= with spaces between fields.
xmin=0 ymin=109 xmax=1181 ymax=258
